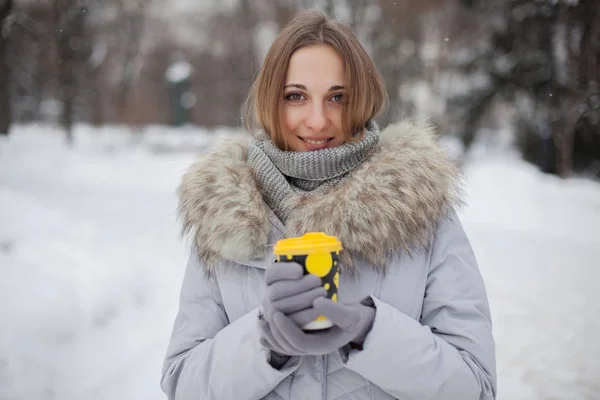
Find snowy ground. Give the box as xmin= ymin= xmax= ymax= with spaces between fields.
xmin=1 ymin=123 xmax=599 ymax=400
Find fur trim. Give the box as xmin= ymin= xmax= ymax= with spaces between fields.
xmin=178 ymin=137 xmax=272 ymax=271
xmin=178 ymin=119 xmax=463 ymax=274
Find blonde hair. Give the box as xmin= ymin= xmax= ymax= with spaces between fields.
xmin=242 ymin=10 xmax=388 ymax=150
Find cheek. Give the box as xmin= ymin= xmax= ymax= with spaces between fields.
xmin=330 ymin=108 xmax=344 ymax=133
xmin=283 ymin=107 xmax=302 ymax=132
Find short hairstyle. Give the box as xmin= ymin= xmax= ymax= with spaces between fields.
xmin=242 ymin=10 xmax=389 ymax=150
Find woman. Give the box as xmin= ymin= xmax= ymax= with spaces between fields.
xmin=161 ymin=10 xmax=496 ymax=400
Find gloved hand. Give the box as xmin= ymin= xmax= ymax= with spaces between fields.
xmin=259 ymin=262 xmax=327 ymax=366
xmin=260 ymin=261 xmax=327 ymax=328
xmin=259 ymin=296 xmax=376 ymax=357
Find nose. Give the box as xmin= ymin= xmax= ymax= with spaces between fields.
xmin=305 ymin=103 xmax=327 ymax=132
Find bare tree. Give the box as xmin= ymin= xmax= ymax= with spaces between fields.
xmin=2 ymin=2 xmax=54 ymax=124
xmin=198 ymin=0 xmax=258 ymax=126
xmin=551 ymin=1 xmax=600 ymax=177
xmin=54 ymin=0 xmax=89 ymax=143
xmin=113 ymin=0 xmax=146 ymax=124
xmin=0 ymin=0 xmax=13 ymax=135
xmin=346 ymin=0 xmax=448 ymax=127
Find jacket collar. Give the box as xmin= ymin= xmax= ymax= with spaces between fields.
xmin=178 ymin=119 xmax=463 ymax=275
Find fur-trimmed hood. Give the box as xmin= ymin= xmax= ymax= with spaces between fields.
xmin=178 ymin=119 xmax=463 ymax=274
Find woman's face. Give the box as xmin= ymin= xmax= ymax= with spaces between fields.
xmin=282 ymin=44 xmax=346 ymax=152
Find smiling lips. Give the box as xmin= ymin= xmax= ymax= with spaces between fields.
xmin=302 ymin=138 xmax=330 ymax=144
xmin=299 ymin=136 xmax=333 ymax=150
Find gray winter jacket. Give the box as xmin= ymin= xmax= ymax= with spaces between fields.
xmin=161 ymin=120 xmax=497 ymax=400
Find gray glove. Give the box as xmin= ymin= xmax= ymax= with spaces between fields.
xmin=260 ymin=261 xmax=327 ymax=328
xmin=259 ymin=262 xmax=327 ymax=366
xmin=259 ymin=296 xmax=376 ymax=357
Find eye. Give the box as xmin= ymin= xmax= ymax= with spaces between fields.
xmin=285 ymin=92 xmax=305 ymax=101
xmin=330 ymin=93 xmax=345 ymax=103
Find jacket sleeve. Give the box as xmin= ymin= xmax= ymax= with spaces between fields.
xmin=345 ymin=210 xmax=497 ymax=399
xmin=160 ymin=250 xmax=301 ymax=400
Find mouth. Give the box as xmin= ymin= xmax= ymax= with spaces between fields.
xmin=298 ymin=136 xmax=333 ymax=145
xmin=298 ymin=136 xmax=334 ymax=151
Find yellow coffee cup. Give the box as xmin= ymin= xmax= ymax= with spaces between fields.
xmin=273 ymin=232 xmax=342 ymax=330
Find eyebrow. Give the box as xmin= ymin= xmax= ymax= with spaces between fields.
xmin=284 ymin=84 xmax=345 ymax=91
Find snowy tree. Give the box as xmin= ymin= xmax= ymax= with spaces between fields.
xmin=456 ymin=0 xmax=600 ymax=178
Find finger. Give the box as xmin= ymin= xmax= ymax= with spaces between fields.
xmin=259 ymin=337 xmax=288 ymax=356
xmin=288 ymin=307 xmax=322 ymax=328
xmin=265 ymin=262 xmax=304 ymax=285
xmin=273 ymin=286 xmax=327 ymax=315
xmin=268 ymin=274 xmax=321 ymax=301
xmin=268 ymin=314 xmax=301 ymax=355
xmin=259 ymin=320 xmax=289 ymax=355
xmin=273 ymin=311 xmax=314 ymax=353
xmin=312 ymin=298 xmax=359 ymax=329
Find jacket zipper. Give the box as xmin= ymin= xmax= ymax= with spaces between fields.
xmin=320 ymin=355 xmax=327 ymax=400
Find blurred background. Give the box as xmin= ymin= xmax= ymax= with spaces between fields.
xmin=1 ymin=1 xmax=599 ymax=399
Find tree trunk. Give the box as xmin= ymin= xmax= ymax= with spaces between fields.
xmin=55 ymin=2 xmax=86 ymax=144
xmin=115 ymin=0 xmax=146 ymax=124
xmin=551 ymin=2 xmax=600 ymax=178
xmin=88 ymin=66 xmax=104 ymax=126
xmin=237 ymin=0 xmax=256 ymax=126
xmin=552 ymin=92 xmax=583 ymax=178
xmin=0 ymin=0 xmax=13 ymax=136
xmin=57 ymin=40 xmax=74 ymax=143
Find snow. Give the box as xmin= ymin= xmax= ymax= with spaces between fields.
xmin=462 ymin=153 xmax=600 ymax=400
xmin=1 ymin=124 xmax=600 ymax=400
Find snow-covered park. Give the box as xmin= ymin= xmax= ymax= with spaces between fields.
xmin=1 ymin=124 xmax=599 ymax=400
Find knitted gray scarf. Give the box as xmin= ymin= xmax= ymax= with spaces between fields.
xmin=248 ymin=120 xmax=380 ymax=223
